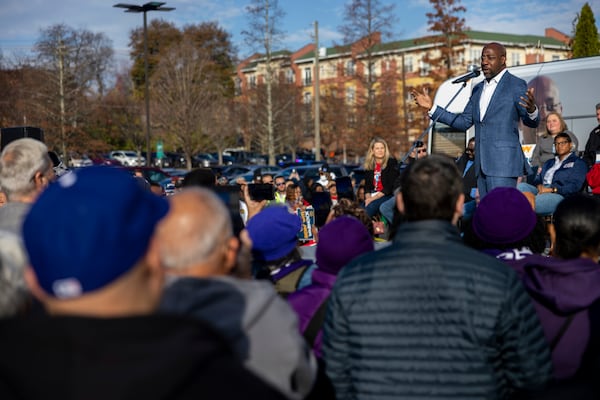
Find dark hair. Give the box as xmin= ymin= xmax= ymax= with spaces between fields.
xmin=553 ymin=131 xmax=571 ymax=143
xmin=331 ymin=198 xmax=373 ymax=235
xmin=183 ymin=168 xmax=216 ymax=188
xmin=399 ymin=155 xmax=462 ymax=222
xmin=553 ymin=194 xmax=600 ymax=259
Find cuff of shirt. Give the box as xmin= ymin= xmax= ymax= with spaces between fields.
xmin=428 ymin=105 xmax=437 ymax=118
xmin=528 ymin=107 xmax=539 ymax=120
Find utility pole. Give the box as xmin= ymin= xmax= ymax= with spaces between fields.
xmin=314 ymin=21 xmax=321 ymax=162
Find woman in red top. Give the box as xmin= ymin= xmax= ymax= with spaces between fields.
xmin=363 ymin=137 xmax=399 ymax=217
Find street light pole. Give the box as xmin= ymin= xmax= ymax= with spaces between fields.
xmin=114 ymin=2 xmax=175 ymax=166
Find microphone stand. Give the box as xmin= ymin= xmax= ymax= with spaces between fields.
xmin=400 ymin=80 xmax=470 ymax=165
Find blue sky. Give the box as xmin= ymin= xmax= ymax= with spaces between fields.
xmin=1 ymin=0 xmax=599 ymax=66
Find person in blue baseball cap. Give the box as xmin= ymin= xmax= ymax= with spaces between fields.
xmin=0 ymin=166 xmax=287 ymax=400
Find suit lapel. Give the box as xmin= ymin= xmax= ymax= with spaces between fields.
xmin=483 ymin=72 xmax=510 ymax=121
xmin=472 ymin=83 xmax=484 ymax=122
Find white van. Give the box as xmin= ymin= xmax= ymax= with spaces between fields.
xmin=429 ymin=56 xmax=600 ymax=157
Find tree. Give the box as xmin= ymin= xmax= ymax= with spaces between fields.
xmin=183 ymin=22 xmax=237 ymax=96
xmin=150 ymin=38 xmax=225 ymax=169
xmin=422 ymin=0 xmax=468 ymax=81
xmin=127 ymin=21 xmax=237 ymax=162
xmin=242 ymin=0 xmax=287 ymax=165
xmin=34 ymin=24 xmax=113 ymax=158
xmin=128 ymin=20 xmax=181 ymax=97
xmin=99 ymin=70 xmax=145 ymax=153
xmin=571 ymin=2 xmax=600 ymax=58
xmin=337 ymin=0 xmax=397 ymax=147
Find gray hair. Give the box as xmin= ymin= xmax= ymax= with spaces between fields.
xmin=160 ymin=187 xmax=233 ymax=270
xmin=0 ymin=231 xmax=29 ymax=317
xmin=0 ymin=138 xmax=50 ymax=201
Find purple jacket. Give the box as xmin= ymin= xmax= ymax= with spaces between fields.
xmin=287 ymin=269 xmax=337 ymax=358
xmin=489 ymin=248 xmax=600 ymax=379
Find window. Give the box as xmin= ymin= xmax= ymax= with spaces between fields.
xmin=368 ymin=63 xmax=377 ymax=81
xmin=346 ymin=87 xmax=355 ymax=104
xmin=330 ymin=64 xmax=337 ymax=76
xmin=511 ymin=52 xmax=521 ymax=66
xmin=404 ymin=56 xmax=413 ymax=73
xmin=248 ymin=75 xmax=256 ymax=89
xmin=419 ymin=60 xmax=431 ymax=76
xmin=470 ymin=49 xmax=479 ymax=64
xmin=346 ymin=60 xmax=355 ymax=76
xmin=303 ymin=67 xmax=312 ymax=86
xmin=304 ymin=92 xmax=312 ymax=104
xmin=286 ymin=69 xmax=294 ymax=84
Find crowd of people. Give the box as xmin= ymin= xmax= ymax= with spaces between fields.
xmin=0 ymin=40 xmax=600 ymax=400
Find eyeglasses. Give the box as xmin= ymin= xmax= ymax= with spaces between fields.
xmin=554 ymin=141 xmax=570 ymax=146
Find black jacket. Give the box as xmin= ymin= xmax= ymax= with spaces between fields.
xmin=456 ymin=152 xmax=477 ymax=201
xmin=583 ymin=124 xmax=600 ymax=168
xmin=0 ymin=314 xmax=287 ymax=400
xmin=364 ymin=157 xmax=399 ymax=196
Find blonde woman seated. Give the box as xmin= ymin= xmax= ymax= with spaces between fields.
xmin=363 ymin=137 xmax=399 ymax=218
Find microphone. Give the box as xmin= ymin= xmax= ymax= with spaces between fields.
xmin=452 ymin=65 xmax=481 ymax=84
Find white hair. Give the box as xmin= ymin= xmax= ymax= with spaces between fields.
xmin=0 ymin=138 xmax=50 ymax=200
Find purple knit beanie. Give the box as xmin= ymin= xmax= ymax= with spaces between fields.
xmin=472 ymin=187 xmax=537 ymax=245
xmin=316 ymin=216 xmax=374 ymax=275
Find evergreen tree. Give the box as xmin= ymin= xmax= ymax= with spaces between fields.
xmin=571 ymin=2 xmax=600 ymax=58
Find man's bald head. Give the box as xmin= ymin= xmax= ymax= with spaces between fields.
xmin=156 ymin=188 xmax=236 ymax=275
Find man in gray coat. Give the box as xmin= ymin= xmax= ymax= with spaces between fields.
xmin=323 ymin=155 xmax=552 ymax=400
xmin=156 ymin=188 xmax=317 ymax=399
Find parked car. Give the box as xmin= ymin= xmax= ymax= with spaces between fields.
xmin=224 ymin=150 xmax=267 ymax=165
xmin=276 ymin=151 xmax=317 ymax=167
xmin=193 ymin=152 xmax=219 ymax=168
xmin=91 ymin=154 xmax=123 ymax=166
xmin=121 ymin=166 xmax=172 ymax=186
xmin=223 ymin=165 xmax=282 ymax=184
xmin=68 ymin=152 xmax=93 ymax=168
xmin=278 ymin=164 xmax=350 ymax=181
xmin=108 ymin=150 xmax=145 ymax=167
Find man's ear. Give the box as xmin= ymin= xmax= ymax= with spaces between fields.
xmin=452 ymin=194 xmax=465 ymax=225
xmin=395 ymin=192 xmax=404 ymax=214
xmin=24 ymin=266 xmax=49 ymax=303
xmin=223 ymin=236 xmax=240 ymax=274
